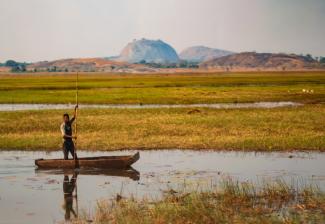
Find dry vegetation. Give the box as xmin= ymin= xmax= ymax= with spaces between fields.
xmin=74 ymin=180 xmax=325 ymax=224
xmin=0 ymin=105 xmax=324 ymax=151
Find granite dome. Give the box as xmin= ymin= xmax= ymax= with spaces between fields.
xmin=116 ymin=39 xmax=179 ymax=64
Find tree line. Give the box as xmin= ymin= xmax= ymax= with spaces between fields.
xmin=1 ymin=55 xmax=325 ymax=72
xmin=0 ymin=60 xmax=29 ymax=72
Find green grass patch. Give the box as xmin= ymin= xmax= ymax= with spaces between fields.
xmin=0 ymin=71 xmax=324 ymax=104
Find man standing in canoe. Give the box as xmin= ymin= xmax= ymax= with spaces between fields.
xmin=60 ymin=105 xmax=78 ymax=160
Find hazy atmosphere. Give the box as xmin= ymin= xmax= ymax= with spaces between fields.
xmin=0 ymin=0 xmax=324 ymax=62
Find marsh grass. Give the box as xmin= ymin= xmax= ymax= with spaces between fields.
xmin=0 ymin=104 xmax=324 ymax=151
xmin=74 ymin=180 xmax=325 ymax=224
xmin=1 ymin=72 xmax=324 ymax=151
xmin=0 ymin=72 xmax=325 ymax=104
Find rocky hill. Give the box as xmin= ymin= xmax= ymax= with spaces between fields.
xmin=114 ymin=38 xmax=179 ymax=64
xmin=200 ymin=52 xmax=323 ymax=70
xmin=179 ymin=46 xmax=233 ymax=63
xmin=27 ymin=58 xmax=154 ymax=73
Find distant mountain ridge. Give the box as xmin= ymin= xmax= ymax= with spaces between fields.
xmin=114 ymin=38 xmax=179 ymax=64
xmin=2 ymin=38 xmax=325 ymax=73
xmin=180 ymin=46 xmax=234 ymax=63
xmin=200 ymin=52 xmax=324 ymax=70
xmin=27 ymin=58 xmax=154 ymax=73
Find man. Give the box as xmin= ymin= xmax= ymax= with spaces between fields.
xmin=60 ymin=105 xmax=78 ymax=160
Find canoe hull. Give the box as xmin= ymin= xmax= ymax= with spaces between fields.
xmin=35 ymin=152 xmax=140 ymax=169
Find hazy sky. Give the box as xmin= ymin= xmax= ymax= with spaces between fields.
xmin=0 ymin=0 xmax=324 ymax=62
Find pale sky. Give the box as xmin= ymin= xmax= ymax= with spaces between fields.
xmin=0 ymin=0 xmax=324 ymax=62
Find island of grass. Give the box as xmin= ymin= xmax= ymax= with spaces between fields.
xmin=0 ymin=71 xmax=324 ymax=104
xmin=0 ymin=71 xmax=324 ymax=151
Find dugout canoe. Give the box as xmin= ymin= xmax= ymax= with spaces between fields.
xmin=35 ymin=152 xmax=140 ymax=169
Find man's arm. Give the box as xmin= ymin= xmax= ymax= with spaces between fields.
xmin=70 ymin=105 xmax=78 ymax=124
xmin=61 ymin=123 xmax=73 ymax=139
xmin=60 ymin=123 xmax=66 ymax=137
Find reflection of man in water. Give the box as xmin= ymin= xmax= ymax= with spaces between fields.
xmin=63 ymin=173 xmax=78 ymax=221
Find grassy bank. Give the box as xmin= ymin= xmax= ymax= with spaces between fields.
xmin=0 ymin=72 xmax=325 ymax=104
xmin=76 ymin=180 xmax=325 ymax=224
xmin=0 ymin=104 xmax=324 ymax=151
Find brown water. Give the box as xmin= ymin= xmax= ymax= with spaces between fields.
xmin=0 ymin=102 xmax=302 ymax=111
xmin=0 ymin=150 xmax=324 ymax=224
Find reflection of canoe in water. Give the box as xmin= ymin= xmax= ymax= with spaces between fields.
xmin=35 ymin=167 xmax=140 ymax=180
xmin=35 ymin=152 xmax=140 ymax=169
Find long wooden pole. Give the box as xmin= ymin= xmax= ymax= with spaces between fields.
xmin=74 ymin=72 xmax=79 ymax=218
xmin=74 ymin=72 xmax=78 ymax=161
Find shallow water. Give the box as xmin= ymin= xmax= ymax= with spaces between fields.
xmin=0 ymin=101 xmax=301 ymax=111
xmin=0 ymin=150 xmax=324 ymax=223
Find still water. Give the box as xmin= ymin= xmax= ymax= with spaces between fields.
xmin=0 ymin=150 xmax=324 ymax=223
xmin=0 ymin=101 xmax=301 ymax=111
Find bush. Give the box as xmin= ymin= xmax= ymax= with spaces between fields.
xmin=320 ymin=57 xmax=325 ymax=64
xmin=5 ymin=60 xmax=19 ymax=67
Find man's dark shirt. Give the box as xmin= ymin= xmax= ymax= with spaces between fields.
xmin=60 ymin=117 xmax=75 ymax=141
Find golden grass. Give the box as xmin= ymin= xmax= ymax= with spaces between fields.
xmin=0 ymin=104 xmax=324 ymax=151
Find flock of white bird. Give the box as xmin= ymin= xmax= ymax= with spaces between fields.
xmin=302 ymin=89 xmax=314 ymax=93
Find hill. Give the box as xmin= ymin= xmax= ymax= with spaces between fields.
xmin=114 ymin=38 xmax=179 ymax=64
xmin=27 ymin=58 xmax=153 ymax=73
xmin=179 ymin=46 xmax=233 ymax=63
xmin=200 ymin=52 xmax=323 ymax=70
